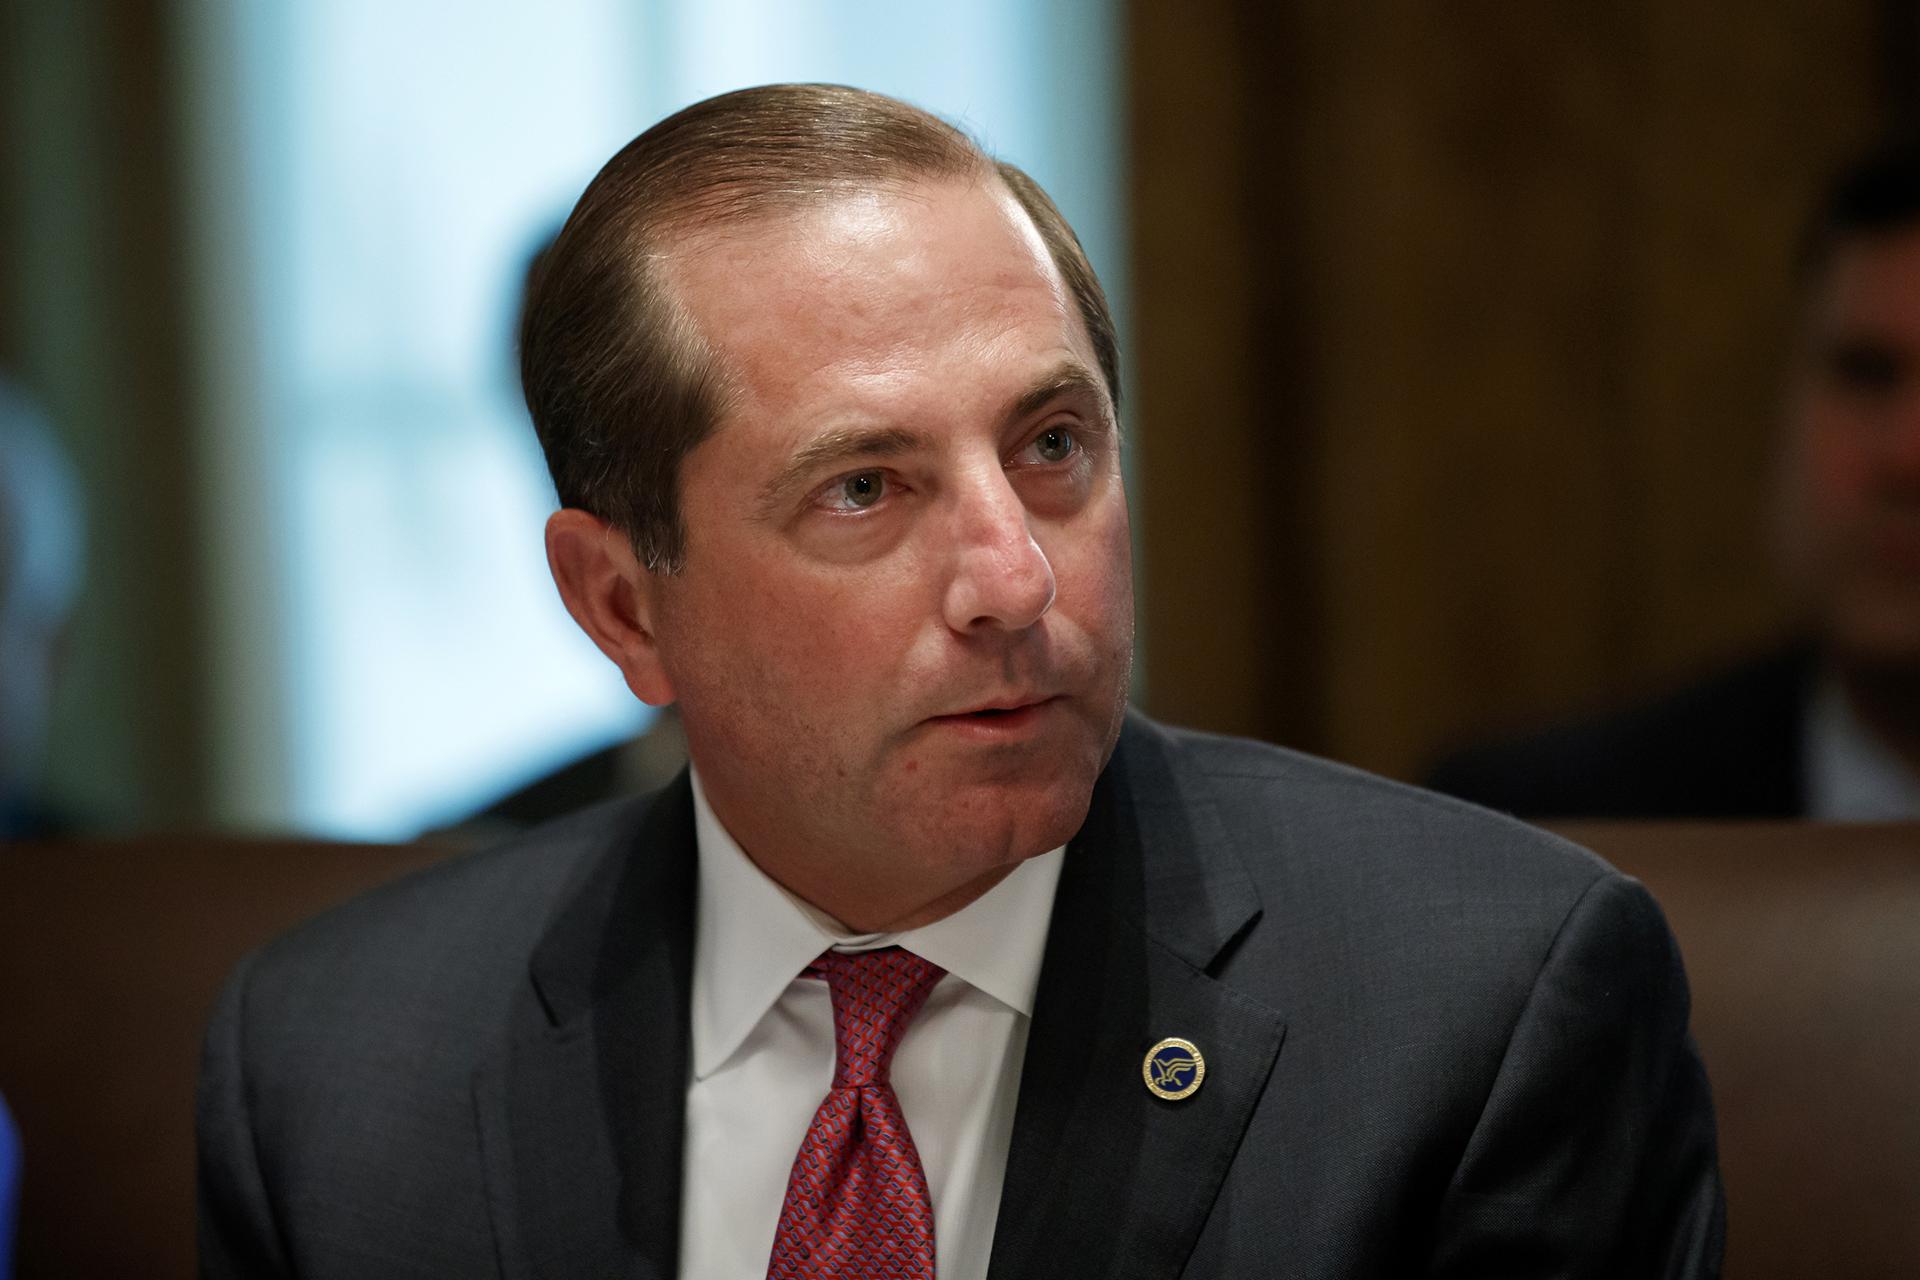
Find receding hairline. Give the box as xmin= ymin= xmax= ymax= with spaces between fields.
xmin=652 ymin=158 xmax=997 ymax=240
xmin=635 ymin=158 xmax=1007 ymax=276
xmin=639 ymin=164 xmax=1091 ymax=424
xmin=519 ymin=83 xmax=1121 ymax=572
xmin=602 ymin=83 xmax=993 ymax=243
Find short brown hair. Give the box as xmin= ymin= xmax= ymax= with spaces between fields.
xmin=519 ymin=82 xmax=1119 ymax=571
xmin=1797 ymin=136 xmax=1920 ymax=285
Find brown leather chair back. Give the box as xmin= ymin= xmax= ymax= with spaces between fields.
xmin=1554 ymin=822 xmax=1920 ymax=1279
xmin=3 ymin=825 xmax=1916 ymax=1277
xmin=0 ymin=836 xmax=449 ymax=1280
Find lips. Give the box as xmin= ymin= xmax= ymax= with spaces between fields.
xmin=936 ymin=694 xmax=1057 ymax=720
xmin=917 ymin=695 xmax=1067 ymax=740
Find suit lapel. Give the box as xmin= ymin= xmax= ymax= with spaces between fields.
xmin=475 ymin=779 xmax=698 ymax=1280
xmin=988 ymin=718 xmax=1288 ymax=1280
xmin=469 ymin=723 xmax=1283 ymax=1278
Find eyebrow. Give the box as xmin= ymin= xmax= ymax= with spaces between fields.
xmin=756 ymin=424 xmax=928 ymax=520
xmin=1008 ymin=361 xmax=1111 ymax=425
xmin=753 ymin=361 xmax=1115 ymax=520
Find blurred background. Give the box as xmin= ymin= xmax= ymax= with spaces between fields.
xmin=0 ymin=0 xmax=1122 ymax=839
xmin=9 ymin=8 xmax=1920 ymax=1276
xmin=0 ymin=1 xmax=1913 ymax=839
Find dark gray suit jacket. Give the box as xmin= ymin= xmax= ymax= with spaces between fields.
xmin=198 ymin=714 xmax=1724 ymax=1277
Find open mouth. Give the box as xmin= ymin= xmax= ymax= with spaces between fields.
xmin=931 ymin=697 xmax=1057 ymax=729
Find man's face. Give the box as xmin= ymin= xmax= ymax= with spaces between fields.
xmin=645 ymin=177 xmax=1133 ymax=921
xmin=1781 ymin=225 xmax=1920 ymax=665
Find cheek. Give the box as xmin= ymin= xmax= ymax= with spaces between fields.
xmin=1798 ymin=406 xmax=1875 ymax=520
xmin=1050 ymin=502 xmax=1136 ymax=645
xmin=683 ymin=552 xmax=928 ymax=691
xmin=1083 ymin=498 xmax=1136 ymax=612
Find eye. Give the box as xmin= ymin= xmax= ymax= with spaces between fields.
xmin=1829 ymin=340 xmax=1904 ymax=396
xmin=831 ymin=470 xmax=886 ymax=510
xmin=1032 ymin=426 xmax=1076 ymax=463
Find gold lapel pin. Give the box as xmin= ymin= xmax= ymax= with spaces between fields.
xmin=1143 ymin=1036 xmax=1206 ymax=1101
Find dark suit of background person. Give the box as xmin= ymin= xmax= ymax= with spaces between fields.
xmin=1428 ymin=140 xmax=1920 ymax=821
xmin=199 ymin=85 xmax=1722 ymax=1277
xmin=1427 ymin=644 xmax=1813 ymax=819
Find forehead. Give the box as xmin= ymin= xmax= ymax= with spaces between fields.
xmin=657 ymin=177 xmax=1089 ymax=423
xmin=1813 ymin=226 xmax=1920 ymax=334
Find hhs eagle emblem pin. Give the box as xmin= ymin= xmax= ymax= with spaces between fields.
xmin=1143 ymin=1036 xmax=1206 ymax=1101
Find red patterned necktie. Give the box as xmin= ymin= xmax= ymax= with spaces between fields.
xmin=766 ymin=945 xmax=947 ymax=1279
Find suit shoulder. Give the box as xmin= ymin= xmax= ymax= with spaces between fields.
xmin=1134 ymin=722 xmax=1683 ymax=1072
xmin=239 ymin=793 xmax=655 ymax=1010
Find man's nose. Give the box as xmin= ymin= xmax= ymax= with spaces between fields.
xmin=941 ymin=468 xmax=1057 ymax=633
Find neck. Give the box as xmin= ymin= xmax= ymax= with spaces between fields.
xmin=775 ymin=861 xmax=1019 ymax=934
xmin=689 ymin=767 xmax=1028 ymax=933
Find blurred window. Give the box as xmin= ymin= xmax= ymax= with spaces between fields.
xmin=214 ymin=0 xmax=1121 ymax=837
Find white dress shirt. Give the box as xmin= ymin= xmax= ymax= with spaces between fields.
xmin=678 ymin=770 xmax=1064 ymax=1279
xmin=1805 ymin=674 xmax=1920 ymax=820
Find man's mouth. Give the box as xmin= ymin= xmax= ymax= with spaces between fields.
xmin=928 ymin=695 xmax=1061 ymax=731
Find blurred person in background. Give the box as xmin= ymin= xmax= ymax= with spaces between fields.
xmin=0 ymin=1090 xmax=14 ymax=1280
xmin=0 ymin=376 xmax=76 ymax=1278
xmin=1429 ymin=139 xmax=1920 ymax=820
xmin=455 ymin=704 xmax=685 ymax=837
xmin=0 ymin=376 xmax=85 ymax=840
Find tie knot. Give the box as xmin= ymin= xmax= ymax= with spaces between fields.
xmin=805 ymin=946 xmax=946 ymax=1089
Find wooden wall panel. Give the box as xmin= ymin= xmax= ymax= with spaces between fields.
xmin=1 ymin=4 xmax=211 ymax=824
xmin=1132 ymin=0 xmax=1887 ymax=779
xmin=1131 ymin=0 xmax=1300 ymax=741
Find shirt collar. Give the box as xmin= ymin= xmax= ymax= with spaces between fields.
xmin=688 ymin=766 xmax=1064 ymax=1081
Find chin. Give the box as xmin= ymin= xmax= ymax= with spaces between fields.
xmin=1829 ymin=591 xmax=1920 ymax=666
xmin=908 ymin=771 xmax=1099 ymax=876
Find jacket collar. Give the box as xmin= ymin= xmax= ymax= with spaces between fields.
xmin=477 ymin=712 xmax=1287 ymax=1280
xmin=986 ymin=713 xmax=1288 ymax=1280
xmin=477 ymin=778 xmax=698 ymax=1280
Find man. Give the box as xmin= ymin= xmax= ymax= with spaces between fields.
xmin=1428 ymin=140 xmax=1920 ymax=820
xmin=199 ymin=85 xmax=1722 ymax=1277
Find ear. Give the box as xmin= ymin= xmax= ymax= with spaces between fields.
xmin=545 ymin=508 xmax=676 ymax=706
